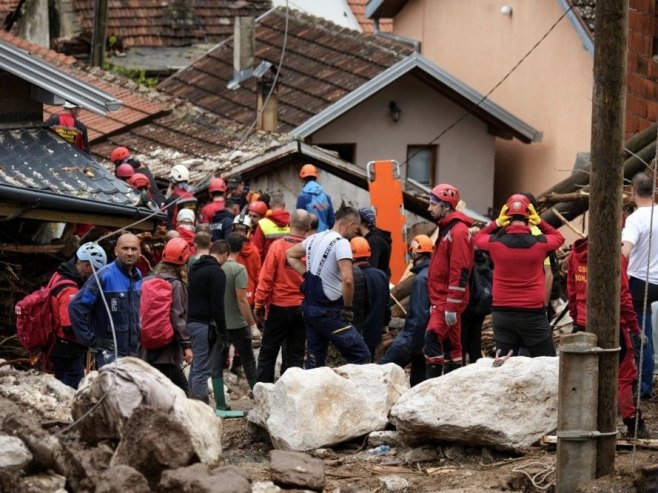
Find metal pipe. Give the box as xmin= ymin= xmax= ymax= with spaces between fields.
xmin=556 ymin=332 xmax=599 ymax=492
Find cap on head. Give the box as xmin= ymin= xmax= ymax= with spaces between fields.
xmin=128 ymin=173 xmax=150 ymax=189
xmin=350 ymin=236 xmax=371 ymax=260
xmin=299 ymin=164 xmax=318 ymax=180
xmin=209 ymin=177 xmax=227 ymax=193
xmin=358 ymin=207 xmax=376 ymax=228
xmin=227 ymin=175 xmax=242 ymax=188
xmin=247 ymin=200 xmax=268 ymax=216
xmin=77 ymin=242 xmax=107 ymax=270
xmin=409 ymin=234 xmax=433 ymax=254
xmin=170 ymin=164 xmax=190 ymax=183
xmin=505 ymin=193 xmax=531 ymax=219
xmin=63 ymin=101 xmax=78 ymax=109
xmin=177 ymin=208 xmax=196 ymax=224
xmin=430 ymin=184 xmax=459 ymax=209
xmin=162 ymin=237 xmax=192 ymax=265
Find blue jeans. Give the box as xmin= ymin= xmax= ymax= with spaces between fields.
xmin=636 ymin=311 xmax=654 ymax=397
xmin=187 ymin=321 xmax=212 ymax=398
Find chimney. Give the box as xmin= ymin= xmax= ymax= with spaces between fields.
xmin=257 ymin=76 xmax=278 ymax=132
xmin=233 ymin=16 xmax=255 ymax=74
xmin=18 ymin=0 xmax=50 ymax=48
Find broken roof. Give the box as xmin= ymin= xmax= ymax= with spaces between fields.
xmin=158 ymin=7 xmax=413 ymax=132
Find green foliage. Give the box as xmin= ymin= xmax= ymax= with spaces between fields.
xmin=104 ymin=61 xmax=159 ymax=88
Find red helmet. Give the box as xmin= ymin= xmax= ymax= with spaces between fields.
xmin=209 ymin=177 xmax=227 ymax=194
xmin=299 ymin=164 xmax=318 ymax=179
xmin=111 ymin=146 xmax=130 ymax=164
xmin=409 ymin=235 xmax=433 ymax=254
xmin=116 ymin=163 xmax=135 ymax=179
xmin=128 ymin=173 xmax=150 ymax=189
xmin=430 ymin=184 xmax=460 ymax=209
xmin=350 ymin=236 xmax=371 ymax=260
xmin=248 ymin=200 xmax=268 ymax=216
xmin=162 ymin=237 xmax=192 ymax=265
xmin=505 ymin=194 xmax=531 ymax=218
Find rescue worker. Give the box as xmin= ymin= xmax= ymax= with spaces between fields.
xmin=210 ymin=197 xmax=240 ymax=241
xmin=472 ymin=194 xmax=564 ymax=357
xmin=350 ymin=237 xmax=391 ymax=360
xmin=45 ymin=101 xmax=89 ymax=152
xmin=246 ymin=201 xmax=268 ymax=232
xmin=111 ymin=147 xmax=165 ymax=207
xmin=69 ymin=233 xmax=142 ymax=368
xmin=200 ymin=178 xmax=227 ymax=224
xmin=164 ymin=164 xmax=197 ymax=230
xmin=232 ymin=214 xmax=261 ymax=309
xmin=254 ymin=209 xmax=311 ymax=382
xmin=379 ymin=235 xmax=432 ymax=386
xmin=424 ymin=184 xmax=474 ymax=378
xmin=111 ymin=146 xmax=131 ymax=166
xmin=48 ymin=243 xmax=107 ymax=388
xmin=251 ymin=192 xmax=291 ymax=261
xmin=358 ymin=207 xmax=392 ymax=279
xmin=127 ymin=173 xmax=159 ymax=210
xmin=115 ymin=163 xmax=135 ymax=182
xmin=286 ymin=207 xmax=371 ymax=368
xmin=188 ymin=231 xmax=211 ymax=266
xmin=140 ymin=238 xmax=193 ymax=393
xmin=568 ymin=237 xmax=649 ymax=438
xmin=296 ymin=164 xmax=335 ymax=232
xmin=176 ymin=208 xmax=196 ymax=253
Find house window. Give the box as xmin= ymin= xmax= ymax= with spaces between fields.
xmin=406 ymin=145 xmax=437 ymax=186
xmin=317 ymin=143 xmax=356 ymax=163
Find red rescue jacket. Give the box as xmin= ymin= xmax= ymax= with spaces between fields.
xmin=254 ymin=235 xmax=305 ymax=308
xmin=236 ymin=240 xmax=261 ymax=306
xmin=251 ymin=209 xmax=291 ymax=262
xmin=200 ymin=199 xmax=225 ymax=224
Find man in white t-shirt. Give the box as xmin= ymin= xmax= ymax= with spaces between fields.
xmin=622 ymin=172 xmax=658 ymax=398
xmin=286 ymin=207 xmax=371 ymax=368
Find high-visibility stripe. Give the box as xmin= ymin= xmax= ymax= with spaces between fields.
xmin=259 ymin=217 xmax=290 ymax=238
xmin=449 ymin=286 xmax=466 ymax=291
xmin=446 ymin=298 xmax=463 ymax=304
xmin=332 ymin=326 xmax=352 ymax=334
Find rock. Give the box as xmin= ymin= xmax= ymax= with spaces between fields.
xmin=0 ymin=371 xmax=74 ymax=422
xmin=390 ymin=357 xmax=559 ymax=451
xmin=0 ymin=435 xmax=32 ymax=470
xmin=481 ymin=447 xmax=495 ymax=464
xmin=72 ymin=357 xmax=222 ymax=464
xmin=443 ymin=444 xmax=466 ymax=461
xmin=251 ymin=481 xmax=282 ymax=492
xmin=403 ymin=446 xmax=439 ymax=463
xmin=368 ymin=431 xmax=401 ymax=448
xmin=111 ymin=406 xmax=196 ymax=486
xmin=248 ymin=365 xmax=407 ymax=451
xmin=378 ymin=475 xmax=410 ymax=492
xmin=159 ymin=463 xmax=251 ymax=493
xmin=269 ymin=450 xmax=325 ymax=491
xmin=18 ymin=473 xmax=67 ymax=493
xmin=95 ymin=465 xmax=150 ymax=493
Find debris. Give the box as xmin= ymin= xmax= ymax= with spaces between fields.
xmin=443 ymin=444 xmax=466 ymax=462
xmin=481 ymin=447 xmax=495 ymax=464
xmin=368 ymin=430 xmax=402 ymax=448
xmin=158 ymin=463 xmax=251 ymax=493
xmin=378 ymin=475 xmax=410 ymax=492
xmin=18 ymin=473 xmax=67 ymax=493
xmin=0 ymin=371 xmax=75 ymax=422
xmin=540 ymin=434 xmax=658 ymax=449
xmin=269 ymin=449 xmax=325 ymax=491
xmin=403 ymin=446 xmax=439 ymax=463
xmin=0 ymin=434 xmax=32 ymax=470
xmin=390 ymin=357 xmax=559 ymax=451
xmin=251 ymin=481 xmax=283 ymax=492
xmin=95 ymin=465 xmax=150 ymax=493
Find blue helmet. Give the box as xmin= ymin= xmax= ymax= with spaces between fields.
xmin=77 ymin=242 xmax=107 ymax=270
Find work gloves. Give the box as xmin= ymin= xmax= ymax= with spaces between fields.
xmin=341 ymin=308 xmax=355 ymax=323
xmin=496 ymin=205 xmax=510 ymax=228
xmin=250 ymin=324 xmax=262 ymax=343
xmin=444 ymin=311 xmax=457 ymax=326
xmin=89 ymin=337 xmax=115 ymax=354
xmin=528 ymin=204 xmax=542 ymax=226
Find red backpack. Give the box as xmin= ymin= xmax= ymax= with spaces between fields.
xmin=140 ymin=276 xmax=175 ymax=350
xmin=15 ymin=278 xmax=76 ymax=353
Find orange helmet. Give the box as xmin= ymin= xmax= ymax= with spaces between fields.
xmin=505 ymin=193 xmax=531 ymax=218
xmin=350 ymin=237 xmax=371 ymax=260
xmin=299 ymin=164 xmax=318 ymax=179
xmin=111 ymin=146 xmax=130 ymax=164
xmin=247 ymin=200 xmax=268 ymax=216
xmin=115 ymin=163 xmax=135 ymax=179
xmin=209 ymin=177 xmax=227 ymax=194
xmin=430 ymin=183 xmax=460 ymax=209
xmin=128 ymin=173 xmax=150 ymax=189
xmin=162 ymin=238 xmax=192 ymax=265
xmin=409 ymin=234 xmax=433 ymax=254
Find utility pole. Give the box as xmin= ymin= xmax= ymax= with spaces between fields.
xmin=587 ymin=0 xmax=628 ymax=477
xmin=90 ymin=0 xmax=109 ymax=67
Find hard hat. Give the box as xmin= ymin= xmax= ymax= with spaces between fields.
xmin=299 ymin=164 xmax=318 ymax=179
xmin=177 ymin=208 xmax=196 ymax=224
xmin=162 ymin=237 xmax=192 ymax=265
xmin=233 ymin=213 xmax=252 ymax=228
xmin=127 ymin=173 xmax=150 ymax=189
xmin=505 ymin=193 xmax=531 ymax=218
xmin=409 ymin=235 xmax=433 ymax=254
xmin=170 ymin=164 xmax=190 ymax=183
xmin=63 ymin=101 xmax=78 ymax=109
xmin=430 ymin=183 xmax=460 ymax=209
xmin=77 ymin=242 xmax=107 ymax=270
xmin=350 ymin=236 xmax=371 ymax=260
xmin=247 ymin=200 xmax=268 ymax=216
xmin=209 ymin=177 xmax=227 ymax=194
xmin=115 ymin=163 xmax=135 ymax=179
xmin=110 ymin=146 xmax=130 ymax=164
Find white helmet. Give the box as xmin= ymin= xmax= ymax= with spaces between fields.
xmin=77 ymin=242 xmax=107 ymax=270
xmin=233 ymin=213 xmax=252 ymax=228
xmin=170 ymin=164 xmax=190 ymax=183
xmin=177 ymin=208 xmax=196 ymax=224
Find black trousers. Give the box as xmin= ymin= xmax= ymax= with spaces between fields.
xmin=257 ymin=304 xmax=306 ymax=383
xmin=461 ymin=309 xmax=485 ymax=363
xmin=492 ymin=309 xmax=556 ymax=357
xmin=152 ymin=363 xmax=189 ymax=395
xmin=218 ymin=327 xmax=257 ymax=385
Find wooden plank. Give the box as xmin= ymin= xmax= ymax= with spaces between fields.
xmin=541 ymin=435 xmax=658 ymax=449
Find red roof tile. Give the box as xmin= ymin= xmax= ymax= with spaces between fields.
xmin=347 ymin=0 xmax=393 ymax=34
xmin=158 ymin=8 xmax=412 ymax=132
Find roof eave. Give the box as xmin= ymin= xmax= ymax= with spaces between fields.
xmin=558 ymin=0 xmax=594 ymax=55
xmin=366 ymin=0 xmax=409 ymax=19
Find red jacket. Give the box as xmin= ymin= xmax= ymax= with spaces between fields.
xmin=251 ymin=209 xmax=291 ymax=262
xmin=176 ymin=226 xmax=196 ymax=254
xmin=473 ymin=220 xmax=564 ymax=310
xmin=254 ymin=235 xmax=305 ymax=308
xmin=428 ymin=211 xmax=474 ymax=312
xmin=567 ymin=238 xmax=640 ymax=334
xmin=200 ymin=199 xmax=225 ymax=224
xmin=47 ymin=271 xmax=81 ymax=342
xmin=236 ymin=240 xmax=261 ymax=306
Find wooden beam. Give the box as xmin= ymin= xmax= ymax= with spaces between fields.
xmin=0 ymin=204 xmax=157 ymax=231
xmin=542 ymin=435 xmax=658 ymax=450
xmin=0 ymin=243 xmax=67 ymax=254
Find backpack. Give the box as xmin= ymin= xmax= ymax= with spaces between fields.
xmin=15 ymin=278 xmax=76 ymax=353
xmin=468 ymin=251 xmax=493 ymax=316
xmin=140 ymin=276 xmax=176 ymax=350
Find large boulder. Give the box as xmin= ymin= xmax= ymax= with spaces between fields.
xmin=0 ymin=371 xmax=74 ymax=422
xmin=72 ymin=357 xmax=222 ymax=464
xmin=248 ymin=364 xmax=408 ymax=451
xmin=390 ymin=357 xmax=559 ymax=451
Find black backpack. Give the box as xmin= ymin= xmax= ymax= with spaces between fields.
xmin=468 ymin=250 xmax=493 ymax=316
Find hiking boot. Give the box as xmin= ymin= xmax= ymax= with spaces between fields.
xmin=426 ymin=364 xmax=443 ymax=379
xmin=624 ymin=416 xmax=651 ymax=439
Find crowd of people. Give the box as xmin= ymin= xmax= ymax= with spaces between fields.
xmin=35 ymin=146 xmax=657 ymax=436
